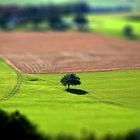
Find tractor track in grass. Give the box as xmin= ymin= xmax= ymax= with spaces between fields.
xmin=0 ymin=59 xmax=23 ymax=102
xmin=87 ymin=93 xmax=126 ymax=108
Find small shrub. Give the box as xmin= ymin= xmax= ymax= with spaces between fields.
xmin=25 ymin=75 xmax=41 ymax=82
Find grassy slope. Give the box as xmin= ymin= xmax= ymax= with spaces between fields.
xmin=88 ymin=15 xmax=140 ymax=40
xmin=0 ymin=59 xmax=17 ymax=100
xmin=0 ymin=60 xmax=140 ymax=136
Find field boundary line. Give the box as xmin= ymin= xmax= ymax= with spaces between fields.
xmin=0 ymin=59 xmax=23 ymax=102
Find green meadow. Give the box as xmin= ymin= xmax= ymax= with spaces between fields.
xmin=88 ymin=15 xmax=140 ymax=40
xmin=0 ymin=60 xmax=17 ymax=100
xmin=0 ymin=59 xmax=140 ymax=136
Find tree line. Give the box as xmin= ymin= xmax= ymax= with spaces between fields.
xmin=0 ymin=3 xmax=89 ymax=31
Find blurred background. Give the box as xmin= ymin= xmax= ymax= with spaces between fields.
xmin=0 ymin=0 xmax=140 ymax=40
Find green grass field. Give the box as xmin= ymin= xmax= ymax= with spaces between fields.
xmin=0 ymin=59 xmax=140 ymax=137
xmin=88 ymin=15 xmax=140 ymax=40
xmin=0 ymin=60 xmax=17 ymax=100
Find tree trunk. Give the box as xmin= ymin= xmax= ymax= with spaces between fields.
xmin=68 ymin=85 xmax=70 ymax=89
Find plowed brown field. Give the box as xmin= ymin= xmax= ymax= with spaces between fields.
xmin=0 ymin=32 xmax=140 ymax=74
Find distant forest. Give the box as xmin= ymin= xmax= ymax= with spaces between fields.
xmin=0 ymin=3 xmax=132 ymax=30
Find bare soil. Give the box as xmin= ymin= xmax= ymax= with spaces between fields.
xmin=0 ymin=32 xmax=140 ymax=74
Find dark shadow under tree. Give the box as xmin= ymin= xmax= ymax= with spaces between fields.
xmin=66 ymin=89 xmax=88 ymax=95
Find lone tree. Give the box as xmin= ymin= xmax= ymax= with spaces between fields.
xmin=60 ymin=73 xmax=81 ymax=89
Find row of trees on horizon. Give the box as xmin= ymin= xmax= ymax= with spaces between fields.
xmin=0 ymin=3 xmax=132 ymax=31
xmin=0 ymin=3 xmax=89 ymax=31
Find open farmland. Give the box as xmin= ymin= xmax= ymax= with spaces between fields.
xmin=0 ymin=32 xmax=140 ymax=74
xmin=0 ymin=59 xmax=140 ymax=137
xmin=0 ymin=31 xmax=140 ymax=138
xmin=0 ymin=0 xmax=140 ymax=138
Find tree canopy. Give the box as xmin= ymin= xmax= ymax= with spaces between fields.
xmin=60 ymin=73 xmax=81 ymax=89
